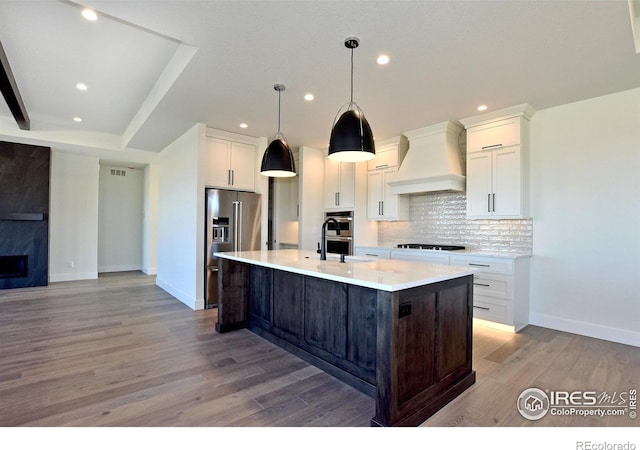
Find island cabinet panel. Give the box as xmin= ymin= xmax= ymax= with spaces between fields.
xmin=437 ymin=284 xmax=472 ymax=379
xmin=304 ymin=277 xmax=347 ymax=358
xmin=215 ymin=259 xmax=249 ymax=333
xmin=249 ymin=265 xmax=272 ymax=324
xmin=346 ymin=285 xmax=377 ymax=372
xmin=272 ymin=270 xmax=304 ymax=338
xmin=396 ymin=289 xmax=437 ymax=404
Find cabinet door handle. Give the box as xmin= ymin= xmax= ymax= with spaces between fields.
xmin=492 ymin=193 xmax=495 ymax=212
xmin=474 ymin=282 xmax=491 ymax=287
xmin=365 ymin=253 xmax=379 ymax=257
xmin=381 ymin=201 xmax=384 ymax=216
xmin=231 ymin=170 xmax=235 ymax=186
xmin=488 ymin=193 xmax=491 ymax=213
xmin=469 ymin=263 xmax=491 ymax=267
xmin=482 ymin=144 xmax=503 ymax=150
xmin=473 ymin=305 xmax=491 ymax=311
xmin=228 ymin=169 xmax=231 ymax=185
xmin=375 ymin=164 xmax=389 ymax=169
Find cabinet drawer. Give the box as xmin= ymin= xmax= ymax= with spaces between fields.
xmin=390 ymin=250 xmax=450 ymax=265
xmin=472 ymin=296 xmax=511 ymax=324
xmin=450 ymin=256 xmax=513 ymax=275
xmin=472 ymin=273 xmax=513 ymax=300
xmin=467 ymin=118 xmax=520 ymax=152
xmin=355 ymin=248 xmax=390 ymax=259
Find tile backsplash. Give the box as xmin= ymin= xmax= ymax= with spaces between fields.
xmin=378 ymin=191 xmax=532 ymax=254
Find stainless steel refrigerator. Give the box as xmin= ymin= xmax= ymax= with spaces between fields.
xmin=205 ymin=189 xmax=261 ymax=308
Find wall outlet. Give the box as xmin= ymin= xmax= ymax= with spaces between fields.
xmin=66 ymin=260 xmax=74 ymax=268
xmin=399 ymin=303 xmax=412 ymax=318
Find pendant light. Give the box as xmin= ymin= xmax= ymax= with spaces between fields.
xmin=328 ymin=37 xmax=375 ymax=162
xmin=260 ymin=83 xmax=296 ymax=177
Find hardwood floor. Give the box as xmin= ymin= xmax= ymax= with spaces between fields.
xmin=0 ymin=271 xmax=637 ymax=428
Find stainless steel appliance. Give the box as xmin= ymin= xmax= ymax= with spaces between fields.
xmin=205 ymin=189 xmax=261 ymax=308
xmin=323 ymin=211 xmax=353 ymax=256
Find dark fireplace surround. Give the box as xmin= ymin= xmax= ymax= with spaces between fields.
xmin=0 ymin=141 xmax=50 ymax=289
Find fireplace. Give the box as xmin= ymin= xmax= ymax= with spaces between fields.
xmin=0 ymin=255 xmax=28 ymax=278
xmin=0 ymin=141 xmax=50 ymax=289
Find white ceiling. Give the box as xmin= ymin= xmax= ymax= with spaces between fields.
xmin=0 ymin=0 xmax=639 ymax=154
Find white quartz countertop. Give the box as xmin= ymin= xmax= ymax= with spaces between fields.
xmin=214 ymin=249 xmax=475 ymax=292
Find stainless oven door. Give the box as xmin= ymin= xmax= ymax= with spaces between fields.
xmin=325 ymin=236 xmax=353 ymax=256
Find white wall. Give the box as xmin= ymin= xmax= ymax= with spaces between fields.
xmin=156 ymin=123 xmax=204 ymax=310
xmin=142 ymin=163 xmax=159 ymax=275
xmin=529 ymin=87 xmax=640 ymax=347
xmin=98 ymin=165 xmax=144 ymax=273
xmin=49 ymin=151 xmax=100 ymax=282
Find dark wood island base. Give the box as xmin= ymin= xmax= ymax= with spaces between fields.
xmin=215 ymin=257 xmax=475 ymax=427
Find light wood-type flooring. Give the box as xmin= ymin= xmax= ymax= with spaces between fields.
xmin=0 ymin=271 xmax=637 ymax=427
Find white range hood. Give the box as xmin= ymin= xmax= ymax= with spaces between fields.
xmin=387 ymin=121 xmax=465 ymax=195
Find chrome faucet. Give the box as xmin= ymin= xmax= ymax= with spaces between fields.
xmin=320 ymin=218 xmax=340 ymax=260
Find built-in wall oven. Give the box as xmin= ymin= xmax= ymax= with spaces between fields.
xmin=324 ymin=211 xmax=353 ymax=256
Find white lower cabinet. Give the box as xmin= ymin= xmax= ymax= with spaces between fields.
xmin=390 ymin=249 xmax=450 ymax=265
xmin=354 ymin=247 xmax=391 ymax=259
xmin=450 ymin=254 xmax=530 ymax=331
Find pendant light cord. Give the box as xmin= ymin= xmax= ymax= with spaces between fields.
xmin=277 ymin=89 xmax=281 ymax=133
xmin=350 ymin=47 xmax=354 ymax=104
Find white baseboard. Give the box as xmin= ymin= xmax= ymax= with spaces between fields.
xmin=530 ymin=312 xmax=640 ymax=347
xmin=98 ymin=264 xmax=141 ymax=273
xmin=141 ymin=266 xmax=157 ymax=275
xmin=156 ymin=277 xmax=196 ymax=310
xmin=193 ymin=298 xmax=205 ymax=310
xmin=49 ymin=272 xmax=98 ymax=282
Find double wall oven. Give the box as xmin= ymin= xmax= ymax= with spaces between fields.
xmin=324 ymin=211 xmax=353 ymax=256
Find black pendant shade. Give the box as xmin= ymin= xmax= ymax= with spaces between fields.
xmin=327 ymin=37 xmax=375 ymax=163
xmin=260 ymin=83 xmax=296 ymax=177
xmin=328 ymin=108 xmax=375 ymax=162
xmin=260 ymin=136 xmax=296 ymax=177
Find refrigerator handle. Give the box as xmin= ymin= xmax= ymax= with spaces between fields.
xmin=233 ymin=200 xmax=241 ymax=251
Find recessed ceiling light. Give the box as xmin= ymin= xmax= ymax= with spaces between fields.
xmin=377 ymin=54 xmax=390 ymax=65
xmin=304 ymin=93 xmax=314 ymax=101
xmin=81 ymin=8 xmax=98 ymax=21
xmin=239 ymin=123 xmax=248 ymax=129
xmin=73 ymin=117 xmax=83 ymax=122
xmin=477 ymin=105 xmax=488 ymax=111
xmin=76 ymin=83 xmax=88 ymax=91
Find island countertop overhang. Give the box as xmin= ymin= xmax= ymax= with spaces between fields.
xmin=214 ymin=249 xmax=475 ymax=292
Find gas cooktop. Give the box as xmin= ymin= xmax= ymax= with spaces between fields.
xmin=396 ymin=243 xmax=466 ymax=251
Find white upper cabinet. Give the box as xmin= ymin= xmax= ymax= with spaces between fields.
xmin=205 ymin=130 xmax=257 ymax=191
xmin=466 ymin=117 xmax=521 ymax=152
xmin=460 ymin=104 xmax=535 ymax=219
xmin=366 ymin=137 xmax=409 ymax=221
xmin=324 ymin=157 xmax=355 ymax=209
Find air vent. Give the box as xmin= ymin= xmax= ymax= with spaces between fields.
xmin=110 ymin=169 xmax=126 ymax=177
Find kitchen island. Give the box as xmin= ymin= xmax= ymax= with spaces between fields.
xmin=214 ymin=249 xmax=476 ymax=427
